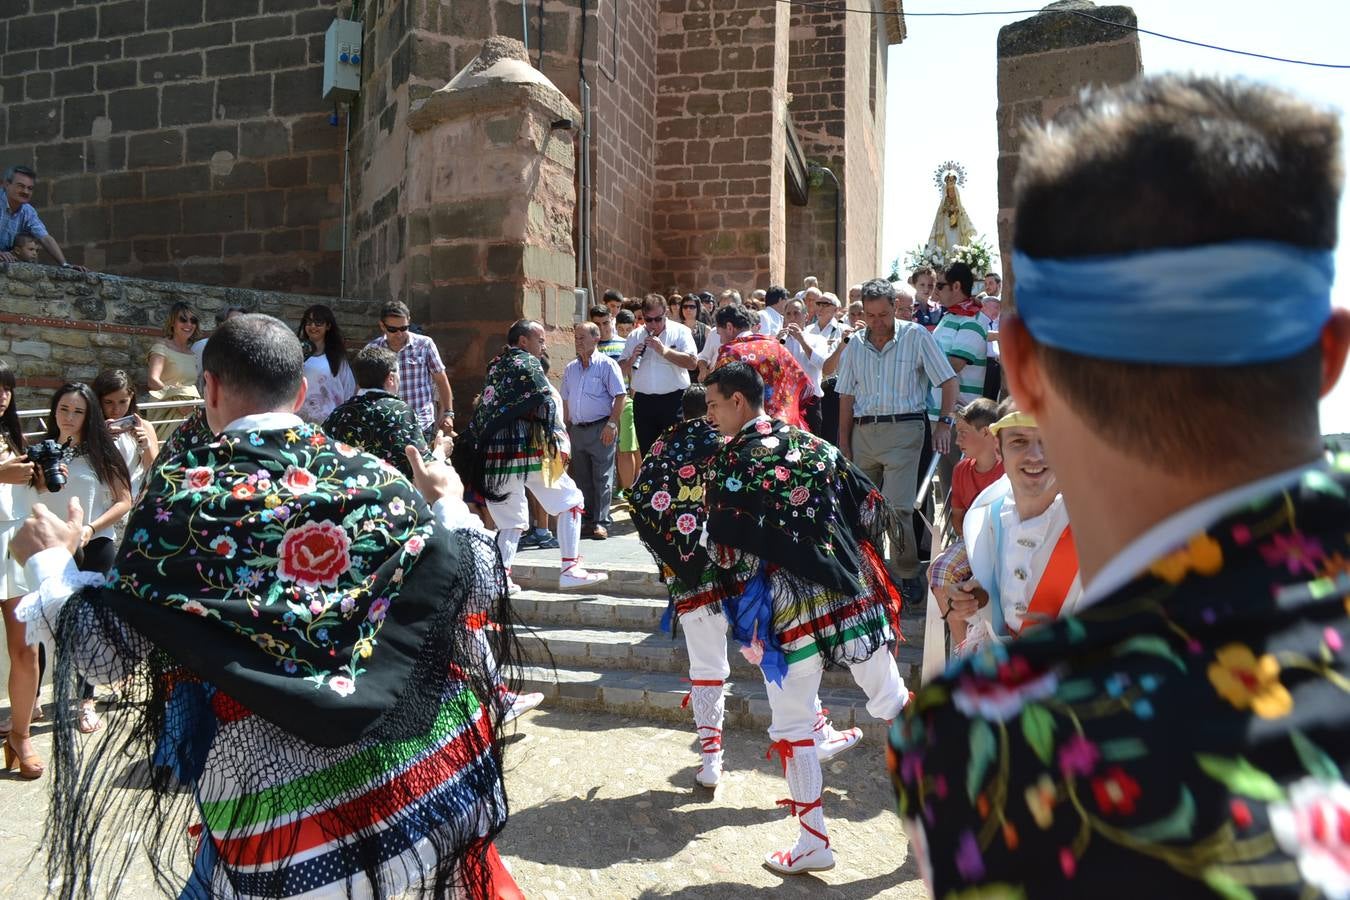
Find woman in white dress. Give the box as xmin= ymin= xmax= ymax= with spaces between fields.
xmin=20 ymin=383 xmax=133 ymax=739
xmin=93 ymin=369 xmax=159 ymax=501
xmin=295 ymin=304 xmax=356 ymax=423
xmin=0 ymin=361 xmax=42 ymax=778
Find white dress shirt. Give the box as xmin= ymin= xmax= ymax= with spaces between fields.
xmin=620 ymin=320 xmax=696 ymax=395
xmin=757 ymin=305 xmax=784 ymax=336
xmin=784 ymin=330 xmax=829 ymax=397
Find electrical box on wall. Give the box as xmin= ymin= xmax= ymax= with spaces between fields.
xmin=322 ymin=19 xmax=363 ymax=101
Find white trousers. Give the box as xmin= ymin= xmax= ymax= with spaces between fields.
xmin=486 ymin=469 xmax=585 ymax=572
xmin=679 ymin=605 xmax=730 ymax=681
xmin=766 ymin=647 xmax=905 ymax=740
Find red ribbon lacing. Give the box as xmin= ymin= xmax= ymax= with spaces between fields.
xmin=765 ymin=738 xmax=815 ymax=775
xmin=696 ymin=726 xmax=722 ymax=753
xmin=679 ymin=678 xmax=725 ymax=709
xmin=812 ymin=708 xmax=830 ymax=733
xmin=774 ymin=796 xmax=830 ymax=848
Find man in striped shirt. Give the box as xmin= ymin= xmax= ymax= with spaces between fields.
xmin=836 ymin=278 xmax=957 ymax=594
xmin=928 ymin=262 xmax=990 ymax=500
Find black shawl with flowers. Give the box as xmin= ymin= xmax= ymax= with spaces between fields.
xmin=157 ymin=404 xmax=216 ymax=465
xmin=705 ymin=418 xmax=894 ymax=595
xmin=43 ymin=422 xmax=517 ymax=899
xmin=452 ymin=347 xmax=557 ymax=502
xmin=628 ymin=417 xmax=725 ymax=588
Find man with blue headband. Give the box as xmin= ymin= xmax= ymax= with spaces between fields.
xmin=888 ymin=75 xmax=1350 ymax=898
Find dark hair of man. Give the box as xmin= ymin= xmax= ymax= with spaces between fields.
xmin=682 ymin=383 xmax=708 ymax=419
xmin=1012 ymin=74 xmax=1339 ymax=473
xmin=603 ymin=288 xmax=623 ymax=304
xmin=506 ymin=319 xmax=539 ymax=347
xmin=957 ymin=396 xmax=1000 ymax=430
xmin=2 ymin=164 xmax=36 ymax=183
xmin=943 ymin=262 xmax=975 ymax=297
xmin=704 ymin=361 xmax=765 ymax=409
xmin=351 ymin=346 xmax=398 ymax=390
xmin=985 ymin=272 xmax=1001 ymax=283
xmin=588 ymin=305 xmax=610 ymax=320
xmin=0 ymin=360 xmax=26 ymax=453
xmin=91 ymin=369 xmax=141 ymax=416
xmin=859 ymin=278 xmax=896 ymax=302
xmin=297 ymin=304 xmax=348 ymax=377
xmin=699 ymin=291 xmax=715 ymax=303
xmin=764 ymin=285 xmax=787 ymax=306
xmin=641 ymin=294 xmax=667 ymax=315
xmin=714 ymin=304 xmax=754 ymax=332
xmin=380 ymin=300 xmax=411 ymax=321
xmin=616 ymin=309 xmax=635 ymax=324
xmin=44 ymin=383 xmax=130 ymax=496
xmin=202 ymin=314 xmax=304 ymax=410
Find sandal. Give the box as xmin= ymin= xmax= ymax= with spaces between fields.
xmin=4 ymin=731 xmax=44 ymax=779
xmin=77 ymin=704 xmax=103 ymax=735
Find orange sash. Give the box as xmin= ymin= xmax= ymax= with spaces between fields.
xmin=1011 ymin=525 xmax=1078 ymax=635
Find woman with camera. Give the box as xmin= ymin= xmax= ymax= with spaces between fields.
xmin=296 ymin=304 xmax=356 ymax=424
xmin=145 ymin=302 xmax=204 ymax=439
xmin=93 ymin=369 xmax=159 ymax=499
xmin=22 ymin=383 xmax=133 ymax=738
xmin=0 ymin=361 xmax=45 ymax=778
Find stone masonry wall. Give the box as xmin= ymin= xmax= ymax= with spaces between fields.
xmin=651 ymin=0 xmax=788 ymax=294
xmin=995 ymin=3 xmax=1141 ymax=301
xmin=842 ymin=4 xmax=885 ymax=289
xmin=0 ymin=261 xmax=381 ymax=412
xmin=0 ymin=0 xmax=348 ymax=294
xmin=785 ymin=6 xmax=845 ymax=294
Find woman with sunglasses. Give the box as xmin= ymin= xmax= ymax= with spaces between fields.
xmin=296 ymin=304 xmax=356 ymax=423
xmin=674 ymin=292 xmax=709 ymax=352
xmin=145 ymin=301 xmax=203 ymax=439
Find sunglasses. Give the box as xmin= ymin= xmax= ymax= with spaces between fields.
xmin=935 ymin=282 xmax=949 ymax=289
xmin=177 ymin=316 xmax=199 ymax=324
xmin=681 ymin=304 xmax=697 ymax=310
xmin=382 ymin=323 xmax=411 ymax=333
xmin=644 ymin=315 xmax=664 ymax=324
xmin=815 ymin=300 xmax=833 ymax=307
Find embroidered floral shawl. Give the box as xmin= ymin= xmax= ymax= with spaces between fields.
xmin=714 ymin=334 xmax=811 ymax=429
xmin=628 ymin=417 xmax=725 ymax=588
xmin=324 ymin=389 xmax=430 ymax=480
xmin=452 ymin=347 xmax=557 ymax=502
xmin=889 ymin=459 xmax=1350 ymax=899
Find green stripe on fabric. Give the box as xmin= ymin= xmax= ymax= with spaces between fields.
xmin=200 ymin=689 xmax=482 ymax=832
xmin=950 ymin=322 xmax=987 ymax=336
xmin=784 ymin=620 xmax=885 ymax=665
xmin=947 ymin=350 xmax=983 ymax=365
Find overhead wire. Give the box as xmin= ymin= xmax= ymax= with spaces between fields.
xmin=774 ymin=0 xmax=1350 ymax=69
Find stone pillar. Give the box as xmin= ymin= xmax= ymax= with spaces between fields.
xmin=996 ymin=2 xmax=1140 ymax=300
xmin=651 ymin=0 xmax=789 ymax=292
xmin=404 ymin=37 xmax=580 ymax=397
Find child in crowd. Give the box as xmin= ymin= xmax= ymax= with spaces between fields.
xmin=10 ymin=233 xmax=39 ymax=263
xmin=948 ymin=397 xmax=1004 ymax=535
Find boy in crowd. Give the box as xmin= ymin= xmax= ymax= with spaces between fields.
xmin=948 ymin=397 xmax=1004 ymax=535
xmin=10 ymin=232 xmax=39 ymax=262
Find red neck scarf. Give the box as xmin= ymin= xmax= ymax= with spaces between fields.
xmin=946 ymin=297 xmax=985 ymax=318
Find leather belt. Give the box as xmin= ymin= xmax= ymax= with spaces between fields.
xmin=573 ymin=418 xmax=609 ymax=428
xmin=854 ymin=413 xmax=926 ymax=425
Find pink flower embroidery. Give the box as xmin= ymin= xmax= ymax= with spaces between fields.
xmin=406 ymin=534 xmax=425 ymax=555
xmin=774 ymin=466 xmax=789 ymax=482
xmin=789 ymin=486 xmax=809 ymax=506
xmin=755 ymin=420 xmax=772 ymax=435
xmin=676 ymin=513 xmax=698 ymax=535
xmin=184 ymin=466 xmax=214 ymax=491
xmin=650 ymin=490 xmax=672 ymax=512
xmin=952 ymin=658 xmax=1058 ymax=723
xmin=282 ymin=465 xmax=318 ymax=496
xmin=1058 ymin=734 xmax=1101 ymax=777
xmin=1260 ymin=531 xmax=1325 ymax=577
xmin=650 ymin=440 xmax=665 ymax=455
xmin=328 ymin=676 xmax=356 ymax=697
xmin=209 ymin=535 xmax=237 ymax=559
xmin=1268 ymin=777 xmax=1350 ymax=897
xmin=678 ymin=464 xmax=696 ymax=480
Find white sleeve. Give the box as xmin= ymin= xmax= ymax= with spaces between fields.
xmin=432 ymin=496 xmax=490 ymax=534
xmin=698 ymin=329 xmax=721 ymax=365
xmin=16 ymin=547 xmax=106 ymax=649
xmin=618 ymin=328 xmax=644 ymax=362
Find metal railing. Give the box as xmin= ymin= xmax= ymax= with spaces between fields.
xmin=16 ymin=397 xmax=204 ymax=440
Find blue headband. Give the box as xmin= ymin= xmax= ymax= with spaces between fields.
xmin=1012 ymin=241 xmax=1334 ymax=365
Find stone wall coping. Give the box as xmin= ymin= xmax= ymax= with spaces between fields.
xmin=998 ymin=3 xmax=1137 ymax=57
xmin=409 ymin=79 xmax=579 ymax=133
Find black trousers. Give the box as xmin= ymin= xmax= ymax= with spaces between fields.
xmin=802 ymin=392 xmax=823 ymax=437
xmin=633 ymin=389 xmax=685 ymax=456
xmin=819 ymin=375 xmax=840 ymax=446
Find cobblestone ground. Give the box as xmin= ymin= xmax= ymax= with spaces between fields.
xmin=0 ymin=701 xmax=924 ymax=898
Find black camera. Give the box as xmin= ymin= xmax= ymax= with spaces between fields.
xmin=27 ymin=439 xmax=68 ymax=492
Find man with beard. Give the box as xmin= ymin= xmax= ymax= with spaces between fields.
xmin=702 ymin=362 xmax=910 ymax=875
xmin=11 ymin=314 xmax=521 ymax=899
xmin=453 ymin=319 xmax=607 ymax=593
xmin=889 ymin=75 xmax=1350 ymax=898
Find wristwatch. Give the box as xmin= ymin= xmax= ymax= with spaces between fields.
xmin=937 ymin=415 xmax=955 ymax=426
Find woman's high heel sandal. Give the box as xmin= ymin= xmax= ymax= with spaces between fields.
xmin=3 ymin=731 xmax=44 ymax=780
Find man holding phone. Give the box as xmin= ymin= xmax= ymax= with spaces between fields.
xmin=619 ymin=294 xmax=698 ymax=455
